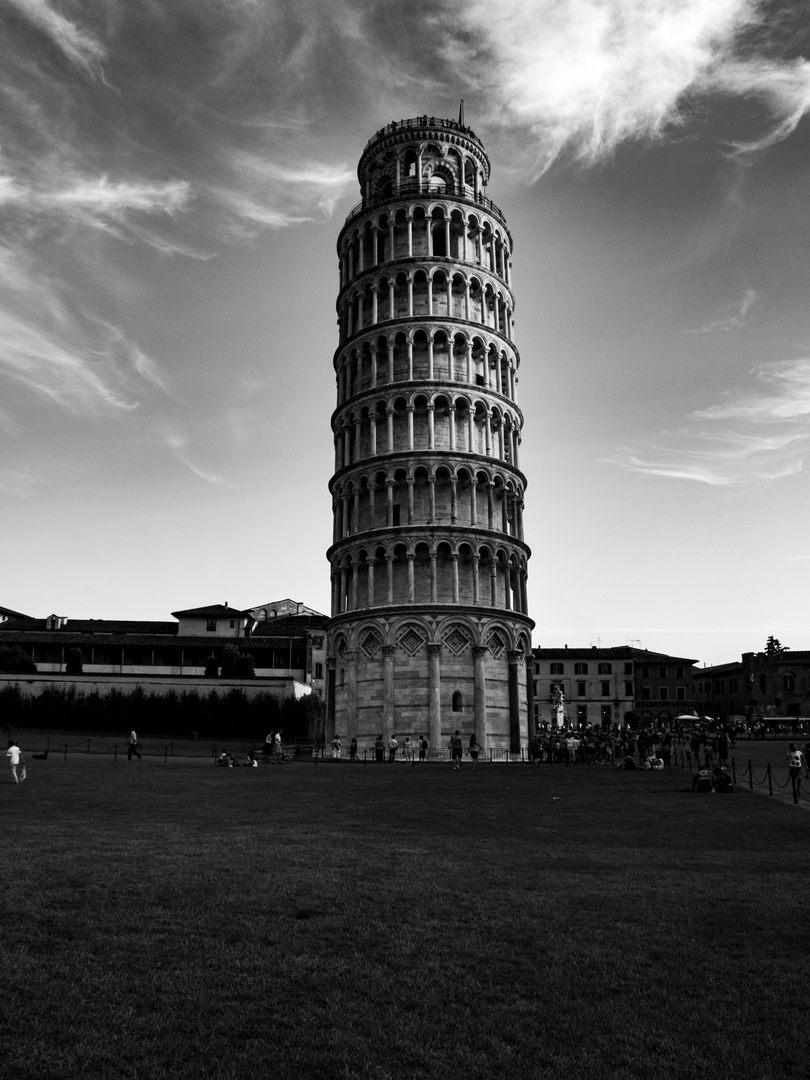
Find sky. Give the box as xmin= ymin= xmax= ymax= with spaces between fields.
xmin=2 ymin=0 xmax=810 ymax=666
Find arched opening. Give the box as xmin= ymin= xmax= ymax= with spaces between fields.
xmin=452 ymin=691 xmax=463 ymax=712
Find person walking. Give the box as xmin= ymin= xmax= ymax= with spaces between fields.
xmin=786 ymin=743 xmax=806 ymax=804
xmin=262 ymin=732 xmax=274 ymax=764
xmin=450 ymin=730 xmax=463 ymax=770
xmin=468 ymin=733 xmax=480 ymax=767
xmin=388 ymin=735 xmax=398 ymax=763
xmin=349 ymin=738 xmax=358 ymax=761
xmin=274 ymin=730 xmax=283 ymax=762
xmin=127 ymin=730 xmax=141 ymax=761
xmin=7 ymin=740 xmax=26 ymax=783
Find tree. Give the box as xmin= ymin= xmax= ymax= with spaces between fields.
xmin=220 ymin=645 xmax=241 ymax=678
xmin=0 ymin=646 xmax=37 ymax=674
xmin=764 ymin=636 xmax=788 ymax=656
xmin=65 ymin=648 xmax=84 ymax=674
xmin=235 ymin=652 xmax=255 ymax=678
xmin=204 ymin=654 xmax=219 ymax=678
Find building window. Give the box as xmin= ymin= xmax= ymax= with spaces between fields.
xmin=658 ymin=665 xmax=667 ymax=678
xmin=392 ymin=505 xmax=401 ymax=526
xmin=784 ymin=674 xmax=795 ymax=691
xmin=676 ymin=687 xmax=686 ymax=700
xmin=624 ymin=662 xmax=632 ymax=675
xmin=601 ymin=681 xmax=610 ymax=696
xmin=452 ymin=691 xmax=463 ymax=712
xmin=577 ymin=682 xmax=586 ymax=696
xmin=676 ymin=665 xmax=684 ymax=678
xmin=659 ymin=687 xmax=669 ymax=701
xmin=206 ymin=618 xmax=217 ymax=632
xmin=314 ymin=663 xmax=323 ymax=679
xmin=759 ymin=675 xmax=766 ymax=692
xmin=576 ymin=704 xmax=588 ymax=725
xmin=624 ymin=682 xmax=633 ymax=696
xmin=229 ymin=620 xmax=235 ymax=629
xmin=598 ymin=662 xmax=612 ymax=675
xmin=550 ymin=662 xmax=564 ymax=675
xmin=574 ymin=662 xmax=588 ymax=675
xmin=641 ymin=666 xmax=650 ymax=678
xmin=312 ymin=636 xmax=323 ymax=649
xmin=642 ymin=687 xmax=651 ymax=701
xmin=601 ymin=705 xmax=612 ymax=725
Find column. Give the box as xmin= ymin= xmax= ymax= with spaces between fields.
xmin=428 ymin=475 xmax=436 ymax=523
xmin=427 ymin=337 xmax=434 ymax=378
xmin=484 ymin=410 xmax=492 ymax=456
xmin=472 ymin=554 xmax=480 ymax=604
xmin=326 ymin=656 xmax=336 ymax=745
xmin=450 ymin=476 xmax=458 ymax=523
xmin=449 ymin=405 xmax=456 ymax=450
xmin=386 ymin=479 xmax=395 ymax=525
xmin=386 ymin=407 xmax=394 ymax=451
xmin=427 ymin=404 xmax=435 ymax=450
xmin=508 ymin=650 xmax=522 ymax=752
xmin=444 ymin=217 xmax=451 ymax=258
xmin=367 ymin=558 xmax=375 ymax=607
xmin=406 ymin=477 xmax=415 ymax=524
xmin=470 ymin=480 xmax=478 ymax=526
xmin=345 ymin=650 xmax=358 ymax=742
xmin=430 ymin=552 xmax=437 ymax=603
xmin=407 ymin=553 xmax=415 ymax=602
xmin=406 ymin=404 xmax=414 ymax=450
xmin=407 ymin=277 xmax=414 ymax=318
xmin=473 ymin=646 xmax=487 ymax=751
xmin=351 ymin=559 xmax=359 ymax=609
xmin=429 ymin=643 xmax=442 ymax=750
xmin=387 ymin=343 xmax=395 ymax=382
xmin=407 ymin=214 xmax=413 ymax=257
xmin=386 ymin=555 xmax=394 ymax=603
xmin=451 ymin=553 xmax=459 ymax=603
xmin=490 ymin=560 xmax=498 ymax=606
xmin=370 ymin=416 xmax=377 ymax=456
xmin=368 ymin=483 xmax=377 ymax=529
xmin=371 ymin=286 xmax=378 ymax=325
xmin=407 ymin=340 xmax=414 ymax=380
xmin=466 ymin=341 xmax=473 ymax=382
xmin=383 ymin=645 xmax=395 ymax=741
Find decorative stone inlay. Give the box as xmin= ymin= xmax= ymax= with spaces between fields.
xmin=360 ymin=629 xmax=383 ymax=658
xmin=486 ymin=630 xmax=506 ymax=658
xmin=443 ymin=625 xmax=470 ymax=656
xmin=398 ymin=625 xmax=426 ymax=655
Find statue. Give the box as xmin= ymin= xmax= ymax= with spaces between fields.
xmin=551 ymin=685 xmax=565 ymax=731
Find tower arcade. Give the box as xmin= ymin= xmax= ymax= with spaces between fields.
xmin=325 ymin=115 xmax=534 ymax=753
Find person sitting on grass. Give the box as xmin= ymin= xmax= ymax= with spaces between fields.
xmin=712 ymin=766 xmax=733 ymax=793
xmin=217 ymin=751 xmax=233 ymax=767
xmin=617 ymin=755 xmax=637 ymax=771
xmin=649 ymin=753 xmax=664 ymax=770
xmin=691 ymin=768 xmax=714 ymax=793
xmin=244 ymin=751 xmax=258 ymax=767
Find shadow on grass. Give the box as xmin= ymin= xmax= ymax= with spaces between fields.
xmin=1 ymin=759 xmax=808 ymax=1079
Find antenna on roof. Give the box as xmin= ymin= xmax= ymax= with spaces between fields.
xmin=459 ymin=99 xmax=465 ymax=126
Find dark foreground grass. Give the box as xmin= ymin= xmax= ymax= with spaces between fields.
xmin=1 ymin=758 xmax=808 ymax=1079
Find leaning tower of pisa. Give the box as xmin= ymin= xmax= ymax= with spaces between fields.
xmin=326 ymin=114 xmax=534 ymax=755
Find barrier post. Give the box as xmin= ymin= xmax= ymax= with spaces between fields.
xmin=767 ymin=762 xmax=773 ymax=796
xmin=64 ymin=743 xmax=68 ymax=760
xmin=749 ymin=760 xmax=753 ymax=790
xmin=114 ymin=745 xmax=118 ymax=762
xmin=164 ymin=745 xmax=168 ymax=764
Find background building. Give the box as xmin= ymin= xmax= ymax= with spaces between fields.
xmin=326 ymin=114 xmax=534 ymax=752
xmin=532 ymin=646 xmax=698 ymax=729
xmin=695 ymin=649 xmax=810 ymax=721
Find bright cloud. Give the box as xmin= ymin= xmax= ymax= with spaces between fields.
xmin=442 ymin=0 xmax=810 ymax=172
xmin=690 ymin=288 xmax=758 ymax=333
xmin=607 ymin=358 xmax=810 ymax=484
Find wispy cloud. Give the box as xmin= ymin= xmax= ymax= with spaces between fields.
xmin=690 ymin=288 xmax=758 ymax=333
xmin=607 ymin=358 xmax=810 ymax=485
xmin=440 ymin=0 xmax=810 ymax=173
xmin=0 ymin=467 xmax=39 ymax=498
xmin=6 ymin=0 xmax=105 ymax=75
xmin=165 ymin=434 xmax=229 ymax=486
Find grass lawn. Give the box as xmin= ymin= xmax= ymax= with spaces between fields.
xmin=1 ymin=755 xmax=808 ymax=1079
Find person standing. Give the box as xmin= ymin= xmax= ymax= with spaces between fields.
xmin=274 ymin=730 xmax=283 ymax=762
xmin=418 ymin=735 xmax=428 ymax=762
xmin=403 ymin=736 xmax=413 ymax=761
xmin=127 ymin=731 xmax=141 ymax=761
xmin=7 ymin=740 xmax=25 ymax=783
xmin=388 ymin=735 xmax=398 ymax=763
xmin=450 ymin=730 xmax=463 ymax=770
xmin=374 ymin=734 xmax=384 ymax=762
xmin=786 ymin=743 xmax=806 ymax=804
xmin=331 ymin=735 xmax=342 ymax=760
xmin=262 ymin=732 xmax=274 ymax=764
xmin=349 ymin=738 xmax=358 ymax=761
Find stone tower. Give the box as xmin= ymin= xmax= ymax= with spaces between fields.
xmin=325 ymin=114 xmax=534 ymax=755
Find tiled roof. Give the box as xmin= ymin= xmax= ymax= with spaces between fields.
xmin=0 ymin=630 xmax=308 ymax=649
xmin=533 ymin=645 xmax=697 ymax=664
xmin=252 ymin=614 xmax=328 ymax=636
xmin=171 ymin=604 xmax=251 ymax=618
xmin=0 ymin=606 xmax=31 ymax=619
